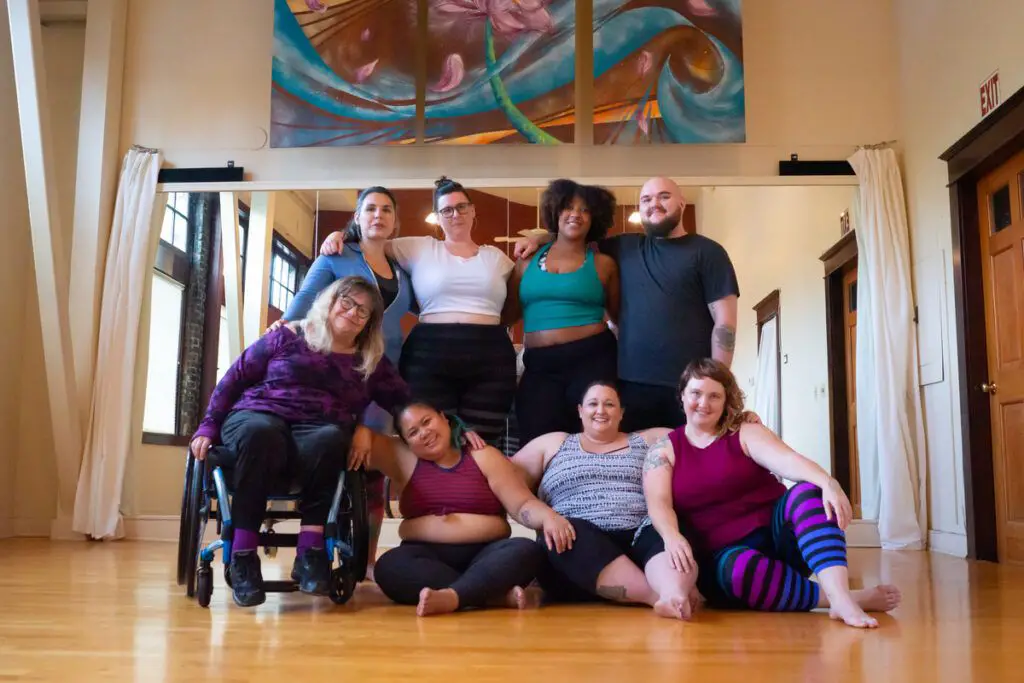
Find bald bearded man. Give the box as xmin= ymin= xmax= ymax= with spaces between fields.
xmin=516 ymin=177 xmax=739 ymax=431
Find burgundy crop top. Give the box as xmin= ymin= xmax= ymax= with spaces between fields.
xmin=398 ymin=448 xmax=506 ymax=519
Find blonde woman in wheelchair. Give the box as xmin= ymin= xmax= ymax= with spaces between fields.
xmin=190 ymin=276 xmax=410 ymax=607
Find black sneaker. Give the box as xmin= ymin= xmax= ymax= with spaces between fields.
xmin=291 ymin=548 xmax=330 ymax=595
xmin=229 ymin=551 xmax=266 ymax=607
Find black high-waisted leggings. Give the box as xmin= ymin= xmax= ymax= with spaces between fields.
xmin=400 ymin=323 xmax=517 ymax=445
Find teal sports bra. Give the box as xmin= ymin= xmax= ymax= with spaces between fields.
xmin=519 ymin=244 xmax=606 ymax=333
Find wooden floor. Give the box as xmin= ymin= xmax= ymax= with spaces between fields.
xmin=0 ymin=540 xmax=1021 ymax=682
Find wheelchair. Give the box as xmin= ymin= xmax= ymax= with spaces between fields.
xmin=176 ymin=446 xmax=369 ymax=608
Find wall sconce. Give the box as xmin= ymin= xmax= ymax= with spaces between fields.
xmin=628 ymin=210 xmax=641 ymax=224
xmin=425 ymin=212 xmax=438 ymax=225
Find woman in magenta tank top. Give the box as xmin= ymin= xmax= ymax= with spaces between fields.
xmin=366 ymin=401 xmax=575 ymax=616
xmin=641 ymin=359 xmax=902 ymax=628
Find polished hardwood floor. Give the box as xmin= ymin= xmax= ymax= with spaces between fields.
xmin=0 ymin=539 xmax=1020 ymax=682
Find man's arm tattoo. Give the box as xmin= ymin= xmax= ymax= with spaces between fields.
xmin=713 ymin=324 xmax=736 ymax=352
xmin=643 ymin=438 xmax=672 ymax=472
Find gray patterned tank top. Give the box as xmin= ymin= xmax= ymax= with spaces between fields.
xmin=537 ymin=433 xmax=649 ymax=531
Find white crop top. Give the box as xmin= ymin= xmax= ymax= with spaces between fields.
xmin=390 ymin=236 xmax=514 ymax=317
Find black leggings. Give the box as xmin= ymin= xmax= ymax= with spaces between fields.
xmin=618 ymin=380 xmax=685 ymax=432
xmin=516 ymin=330 xmax=618 ymax=444
xmin=537 ymin=518 xmax=661 ymax=603
xmin=374 ymin=538 xmax=544 ymax=608
xmin=400 ymin=323 xmax=517 ymax=445
xmin=218 ymin=410 xmax=349 ymax=532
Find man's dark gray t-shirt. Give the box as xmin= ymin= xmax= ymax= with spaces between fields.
xmin=601 ymin=233 xmax=740 ymax=388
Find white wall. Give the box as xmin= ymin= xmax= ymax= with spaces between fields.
xmin=0 ymin=1 xmax=30 ymax=538
xmin=894 ymin=0 xmax=1024 ymax=556
xmin=700 ymin=186 xmax=856 ymax=473
xmin=120 ymin=0 xmax=899 ymax=182
xmin=4 ymin=19 xmax=87 ymax=536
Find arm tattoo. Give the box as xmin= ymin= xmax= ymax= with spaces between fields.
xmin=643 ymin=438 xmax=672 ymax=472
xmin=596 ymin=585 xmax=628 ymax=601
xmin=519 ymin=509 xmax=532 ymax=526
xmin=713 ymin=324 xmax=736 ymax=352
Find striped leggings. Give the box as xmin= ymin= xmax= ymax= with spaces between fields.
xmin=399 ymin=323 xmax=517 ymax=446
xmin=703 ymin=482 xmax=848 ymax=612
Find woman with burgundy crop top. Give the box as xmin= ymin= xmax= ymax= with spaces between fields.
xmin=641 ymin=359 xmax=902 ymax=628
xmin=368 ymin=402 xmax=575 ymax=616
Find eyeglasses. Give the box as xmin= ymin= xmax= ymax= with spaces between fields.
xmin=337 ymin=295 xmax=372 ymax=320
xmin=438 ymin=202 xmax=473 ymax=219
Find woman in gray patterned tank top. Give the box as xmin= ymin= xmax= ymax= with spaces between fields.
xmin=510 ymin=381 xmax=698 ymax=620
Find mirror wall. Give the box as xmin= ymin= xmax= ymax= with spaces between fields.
xmin=139 ymin=182 xmax=862 ymax=512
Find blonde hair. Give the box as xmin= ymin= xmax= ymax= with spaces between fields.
xmin=678 ymin=358 xmax=747 ymax=436
xmin=300 ymin=276 xmax=385 ymax=378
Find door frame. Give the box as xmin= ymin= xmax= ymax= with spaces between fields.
xmin=820 ymin=231 xmax=858 ymax=506
xmin=940 ymin=84 xmax=1024 ymax=561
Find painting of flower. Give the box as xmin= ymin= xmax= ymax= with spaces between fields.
xmin=271 ymin=0 xmax=419 ymax=147
xmin=423 ymin=0 xmax=576 ymax=144
xmin=592 ymin=0 xmax=745 ymax=144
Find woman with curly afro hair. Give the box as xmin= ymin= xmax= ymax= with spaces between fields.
xmin=505 ymin=179 xmax=621 ymax=443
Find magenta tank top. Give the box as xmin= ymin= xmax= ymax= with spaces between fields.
xmin=399 ymin=448 xmax=506 ymax=519
xmin=669 ymin=426 xmax=786 ymax=554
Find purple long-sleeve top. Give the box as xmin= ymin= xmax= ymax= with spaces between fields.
xmin=194 ymin=326 xmax=410 ymax=443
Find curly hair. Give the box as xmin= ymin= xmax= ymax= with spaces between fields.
xmin=301 ymin=276 xmax=386 ymax=379
xmin=539 ymin=179 xmax=615 ymax=243
xmin=677 ymin=358 xmax=747 ymax=435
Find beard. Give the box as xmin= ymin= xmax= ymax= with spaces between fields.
xmin=641 ymin=207 xmax=682 ymax=238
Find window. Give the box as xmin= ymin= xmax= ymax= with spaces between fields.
xmin=142 ymin=272 xmax=185 ymax=434
xmin=161 ymin=193 xmax=190 ymax=251
xmin=269 ymin=237 xmax=302 ymax=312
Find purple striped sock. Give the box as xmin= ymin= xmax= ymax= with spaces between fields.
xmin=233 ymin=528 xmax=260 ymax=554
xmin=297 ymin=529 xmax=324 ymax=556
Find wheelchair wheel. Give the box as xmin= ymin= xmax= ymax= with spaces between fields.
xmin=329 ymin=566 xmax=357 ymax=605
xmin=342 ymin=471 xmax=369 ymax=582
xmin=184 ymin=457 xmax=207 ymax=598
xmin=196 ymin=564 xmax=213 ymax=608
xmin=176 ymin=451 xmax=195 ymax=586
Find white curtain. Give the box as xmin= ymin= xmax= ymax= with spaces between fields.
xmin=847 ymin=147 xmax=927 ymax=550
xmin=753 ymin=316 xmax=781 ymax=436
xmin=73 ymin=147 xmax=162 ymax=539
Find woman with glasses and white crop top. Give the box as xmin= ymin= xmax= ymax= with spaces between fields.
xmin=320 ymin=177 xmax=517 ymax=445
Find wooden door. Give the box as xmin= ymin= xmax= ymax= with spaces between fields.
xmin=977 ymin=148 xmax=1024 ymax=563
xmin=842 ymin=264 xmax=861 ymax=518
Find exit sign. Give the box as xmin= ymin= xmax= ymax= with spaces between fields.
xmin=980 ymin=70 xmax=1001 ymax=117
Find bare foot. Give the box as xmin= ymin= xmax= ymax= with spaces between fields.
xmin=653 ymin=594 xmax=693 ymax=621
xmin=363 ymin=565 xmax=375 ymax=583
xmin=852 ymin=584 xmax=902 ymax=612
xmin=502 ymin=585 xmax=542 ymax=610
xmin=417 ymin=588 xmax=459 ymax=617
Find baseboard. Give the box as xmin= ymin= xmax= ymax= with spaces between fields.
xmin=14 ymin=518 xmax=54 ymax=538
xmin=846 ymin=519 xmax=881 ymax=548
xmin=929 ymin=529 xmax=968 ymax=558
xmin=0 ymin=518 xmax=12 ymax=539
xmin=50 ymin=514 xmax=86 ymax=541
xmin=123 ymin=515 xmax=182 ymax=542
xmin=128 ymin=514 xmax=885 ymax=550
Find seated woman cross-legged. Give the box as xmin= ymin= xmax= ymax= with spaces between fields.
xmin=189 ymin=276 xmax=410 ymax=608
xmin=511 ymin=381 xmax=698 ymax=620
xmin=641 ymin=359 xmax=902 ymax=629
xmin=369 ymin=402 xmax=575 ymax=616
